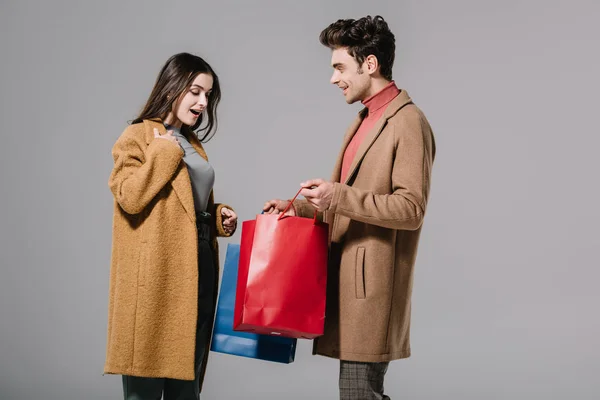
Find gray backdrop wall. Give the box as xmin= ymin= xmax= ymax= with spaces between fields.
xmin=1 ymin=0 xmax=598 ymax=399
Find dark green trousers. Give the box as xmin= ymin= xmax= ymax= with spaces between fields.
xmin=122 ymin=233 xmax=215 ymax=400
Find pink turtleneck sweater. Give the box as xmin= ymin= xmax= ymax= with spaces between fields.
xmin=340 ymin=81 xmax=401 ymax=183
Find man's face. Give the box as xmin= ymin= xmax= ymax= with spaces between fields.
xmin=329 ymin=47 xmax=371 ymax=104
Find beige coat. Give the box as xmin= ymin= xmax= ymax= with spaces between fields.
xmin=295 ymin=90 xmax=436 ymax=362
xmin=104 ymin=119 xmax=232 ymax=388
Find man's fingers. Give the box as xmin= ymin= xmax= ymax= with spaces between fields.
xmin=306 ymin=198 xmax=319 ymax=209
xmin=263 ymin=200 xmax=278 ymax=210
xmin=300 ymin=188 xmax=317 ymax=199
xmin=264 ymin=199 xmax=289 ymax=214
xmin=300 ymin=178 xmax=325 ymax=188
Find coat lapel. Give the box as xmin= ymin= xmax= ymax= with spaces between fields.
xmin=331 ymin=113 xmax=365 ymax=182
xmin=183 ymin=128 xmax=218 ymax=234
xmin=343 ymin=90 xmax=413 ymax=185
xmin=183 ymin=127 xmax=209 ymax=162
xmin=343 ymin=115 xmax=388 ymax=185
xmin=143 ymin=119 xmax=196 ymax=224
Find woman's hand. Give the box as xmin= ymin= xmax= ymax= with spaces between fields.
xmin=221 ymin=207 xmax=237 ymax=235
xmin=153 ymin=128 xmax=179 ymax=146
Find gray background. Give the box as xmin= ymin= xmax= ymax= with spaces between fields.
xmin=1 ymin=0 xmax=598 ymax=399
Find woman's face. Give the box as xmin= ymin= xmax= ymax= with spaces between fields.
xmin=165 ymin=73 xmax=214 ymax=128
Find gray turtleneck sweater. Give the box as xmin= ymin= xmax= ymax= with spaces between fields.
xmin=165 ymin=123 xmax=215 ymax=214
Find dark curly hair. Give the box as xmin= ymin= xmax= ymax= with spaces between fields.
xmin=319 ymin=15 xmax=395 ymax=81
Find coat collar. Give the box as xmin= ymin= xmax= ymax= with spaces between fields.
xmin=141 ymin=119 xmax=210 ymax=224
xmin=340 ymin=90 xmax=413 ymax=184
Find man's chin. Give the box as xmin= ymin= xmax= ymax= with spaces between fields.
xmin=344 ymin=95 xmax=357 ymax=104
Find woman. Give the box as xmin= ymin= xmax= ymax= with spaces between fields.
xmin=104 ymin=52 xmax=237 ymax=400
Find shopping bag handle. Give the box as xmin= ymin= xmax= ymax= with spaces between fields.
xmin=278 ymin=187 xmax=319 ymax=224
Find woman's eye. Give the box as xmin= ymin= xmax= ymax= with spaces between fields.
xmin=191 ymin=90 xmax=199 ymax=95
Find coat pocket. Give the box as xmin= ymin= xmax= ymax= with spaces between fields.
xmin=355 ymin=247 xmax=366 ymax=299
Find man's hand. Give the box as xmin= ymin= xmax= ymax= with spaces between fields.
xmin=299 ymin=179 xmax=334 ymax=212
xmin=262 ymin=199 xmax=296 ymax=216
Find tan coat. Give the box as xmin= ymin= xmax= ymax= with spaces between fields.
xmin=295 ymin=90 xmax=436 ymax=362
xmin=104 ymin=119 xmax=232 ymax=387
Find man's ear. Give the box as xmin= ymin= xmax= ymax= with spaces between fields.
xmin=365 ymin=54 xmax=379 ymax=75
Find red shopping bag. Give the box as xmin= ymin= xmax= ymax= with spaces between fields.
xmin=234 ymin=189 xmax=328 ymax=339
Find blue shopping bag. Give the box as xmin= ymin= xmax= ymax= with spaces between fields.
xmin=210 ymin=244 xmax=297 ymax=363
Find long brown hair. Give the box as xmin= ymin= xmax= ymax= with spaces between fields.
xmin=132 ymin=53 xmax=221 ymax=142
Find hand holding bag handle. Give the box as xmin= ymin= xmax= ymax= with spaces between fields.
xmin=236 ymin=190 xmax=329 ymax=338
xmin=278 ymin=188 xmax=319 ymax=224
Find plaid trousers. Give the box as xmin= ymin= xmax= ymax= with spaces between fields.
xmin=339 ymin=360 xmax=391 ymax=400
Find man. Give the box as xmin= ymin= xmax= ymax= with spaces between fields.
xmin=264 ymin=15 xmax=435 ymax=400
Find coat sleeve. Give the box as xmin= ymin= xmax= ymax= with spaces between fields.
xmin=328 ymin=112 xmax=435 ymax=230
xmin=108 ymin=130 xmax=184 ymax=215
